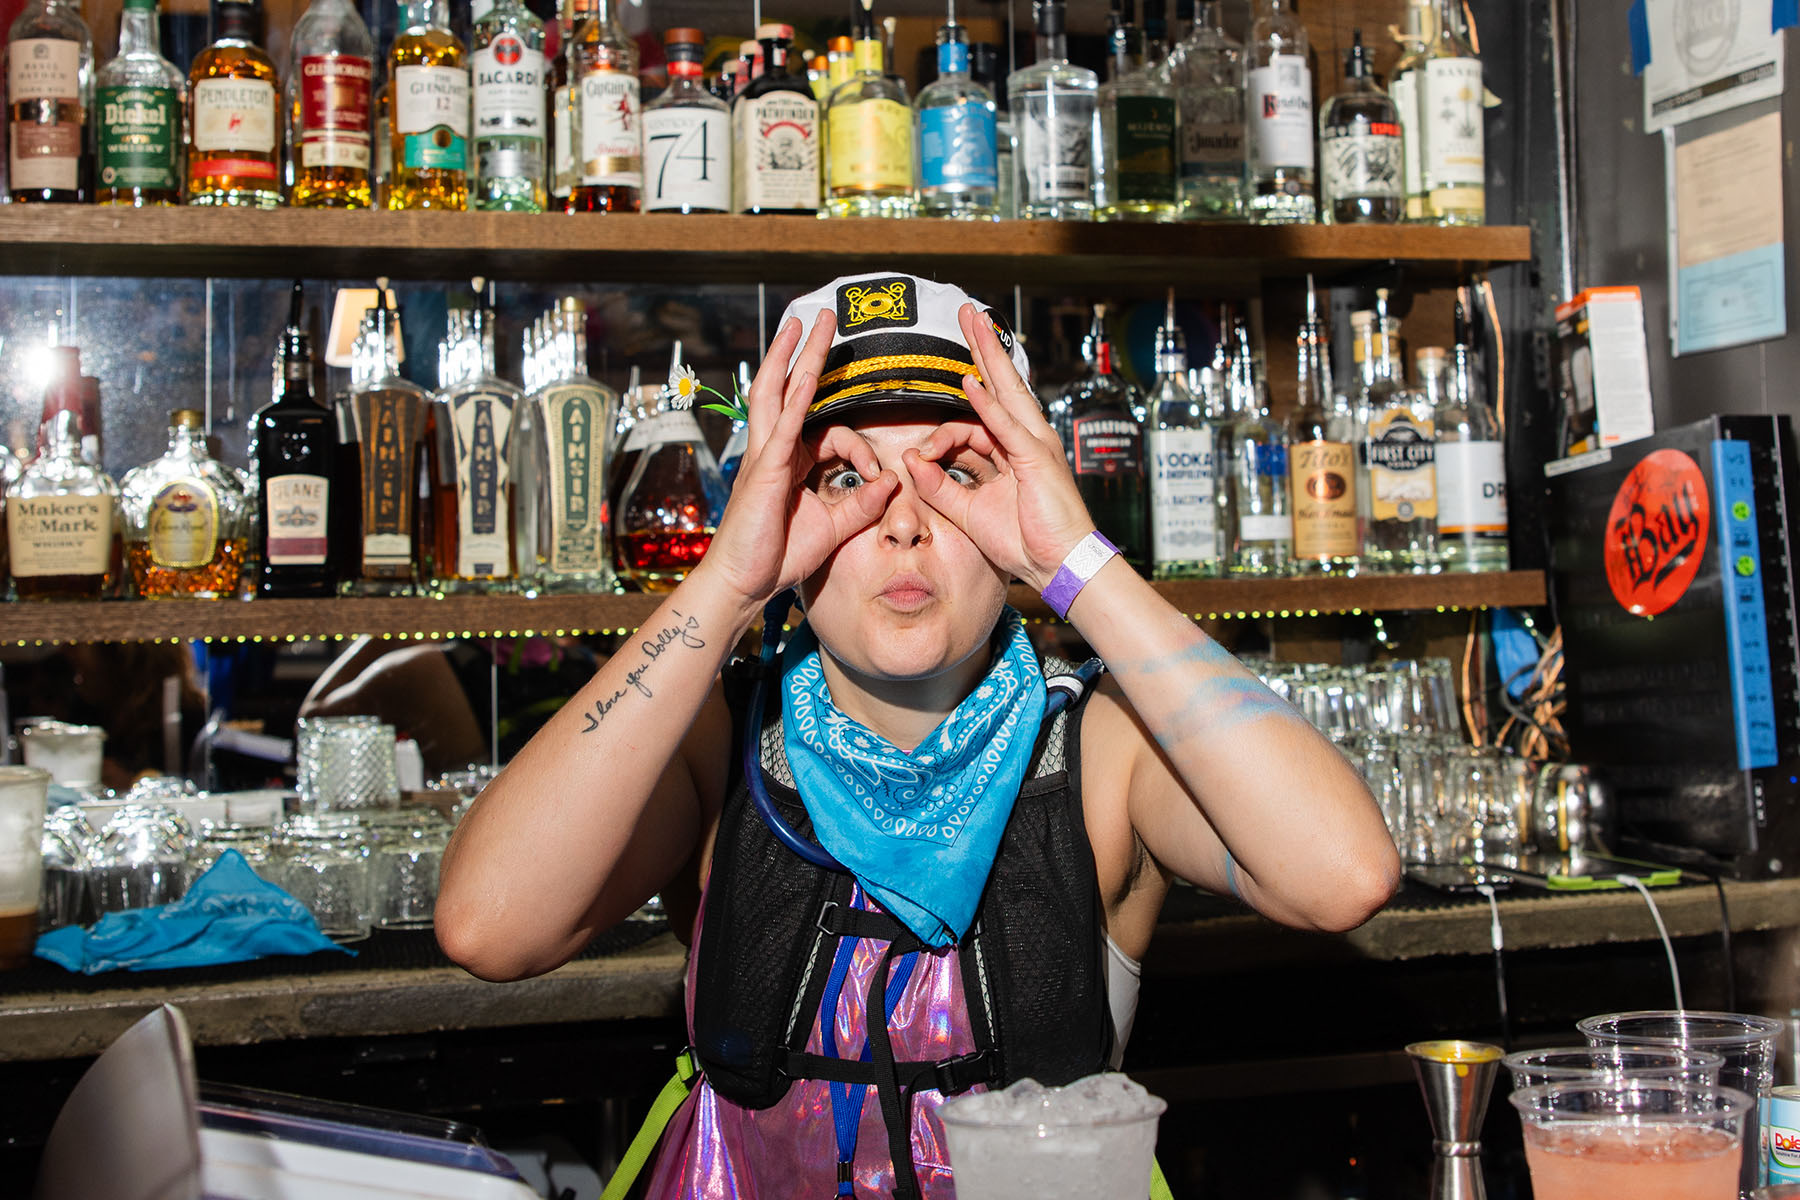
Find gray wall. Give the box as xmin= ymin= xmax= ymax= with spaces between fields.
xmin=1572 ymin=0 xmax=1796 ymax=428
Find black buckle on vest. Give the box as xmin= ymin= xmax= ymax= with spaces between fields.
xmin=816 ymin=899 xmax=841 ymax=937
xmin=932 ymin=1050 xmax=995 ymax=1096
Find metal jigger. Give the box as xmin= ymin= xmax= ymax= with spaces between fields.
xmin=1407 ymin=1040 xmax=1504 ymax=1200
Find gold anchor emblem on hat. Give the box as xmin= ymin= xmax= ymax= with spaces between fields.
xmin=842 ymin=280 xmax=910 ymax=328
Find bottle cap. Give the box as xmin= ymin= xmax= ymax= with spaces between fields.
xmin=739 ymin=39 xmax=760 ymax=57
xmin=171 ymin=409 xmax=204 ymax=430
xmin=663 ymin=26 xmax=704 ymax=46
xmin=756 ymin=22 xmax=794 ymax=41
xmin=1034 ymin=0 xmax=1066 ymax=38
xmin=830 ymin=35 xmax=853 ymax=53
xmin=1344 ymin=28 xmax=1370 ymax=78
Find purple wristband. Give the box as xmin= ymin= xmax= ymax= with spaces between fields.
xmin=1041 ymin=531 xmax=1120 ymax=619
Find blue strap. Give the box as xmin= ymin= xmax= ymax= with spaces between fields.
xmin=822 ymin=888 xmax=920 ymax=1196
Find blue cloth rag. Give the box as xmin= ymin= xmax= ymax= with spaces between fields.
xmin=35 ymin=850 xmax=351 ymax=974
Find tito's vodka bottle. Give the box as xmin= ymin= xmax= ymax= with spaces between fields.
xmin=5 ymin=0 xmax=91 ymax=203
xmin=187 ymin=0 xmax=282 ymax=207
xmin=95 ymin=0 xmax=183 ymax=207
xmin=471 ymin=0 xmax=546 ymax=211
xmin=286 ymin=0 xmax=374 ymax=208
xmin=387 ymin=0 xmax=469 ymax=210
xmin=1287 ymin=278 xmax=1358 ymax=574
xmin=1008 ymin=0 xmax=1095 ymax=221
xmin=1245 ymin=0 xmax=1313 ymax=223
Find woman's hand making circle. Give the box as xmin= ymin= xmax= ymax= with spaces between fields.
xmin=903 ymin=304 xmax=1097 ymax=593
xmin=697 ymin=311 xmax=899 ymax=610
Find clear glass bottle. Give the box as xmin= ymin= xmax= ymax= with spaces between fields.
xmin=527 ymin=297 xmax=619 ymax=593
xmin=642 ymin=27 xmax=729 ymax=213
xmin=1388 ymin=0 xmax=1431 ymax=223
xmin=967 ymin=42 xmax=1014 ymax=220
xmin=614 ymin=387 xmax=727 ymax=592
xmin=1286 ymin=277 xmax=1358 ymax=574
xmin=387 ymin=0 xmax=468 ymax=210
xmin=1319 ymin=30 xmax=1401 ymax=225
xmin=1220 ymin=309 xmax=1291 ymax=576
xmin=5 ymin=0 xmax=91 ymax=203
xmin=1009 ymin=0 xmax=1096 ymax=221
xmin=120 ymin=409 xmax=251 ymax=600
xmin=187 ymin=0 xmax=281 ymax=208
xmin=547 ymin=0 xmax=590 ymax=210
xmin=1162 ymin=0 xmax=1245 ymax=221
xmin=1147 ymin=290 xmax=1223 ymax=578
xmin=1418 ymin=0 xmax=1485 ymax=225
xmin=250 ymin=283 xmax=339 ymax=597
xmin=1095 ymin=4 xmax=1178 ymax=222
xmin=1245 ymin=0 xmax=1314 ymax=224
xmin=341 ymin=296 xmax=428 ymax=595
xmin=1357 ymin=293 xmax=1436 ymax=572
xmin=915 ymin=17 xmax=998 ymax=220
xmin=825 ymin=0 xmax=915 ymax=219
xmin=1059 ymin=304 xmax=1148 ymax=572
xmin=1433 ymin=299 xmax=1507 ymax=571
xmin=471 ymin=0 xmax=547 ymax=212
xmin=567 ymin=0 xmax=640 ymax=212
xmin=427 ymin=289 xmax=522 ymax=593
xmin=8 ymin=408 xmax=118 ymax=602
xmin=734 ymin=23 xmax=820 ymax=216
xmin=286 ymin=0 xmax=374 ymax=208
xmin=95 ymin=0 xmax=182 ymax=207
xmin=372 ymin=77 xmax=392 ymax=207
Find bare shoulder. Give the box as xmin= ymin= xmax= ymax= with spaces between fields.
xmin=1076 ymin=676 xmax=1170 ymax=953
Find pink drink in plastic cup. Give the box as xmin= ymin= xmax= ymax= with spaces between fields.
xmin=1523 ymin=1122 xmax=1740 ymax=1200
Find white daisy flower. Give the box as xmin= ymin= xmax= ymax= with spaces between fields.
xmin=666 ymin=363 xmax=701 ymax=410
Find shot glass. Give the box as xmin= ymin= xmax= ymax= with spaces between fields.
xmin=1510 ymin=1079 xmax=1750 ymax=1200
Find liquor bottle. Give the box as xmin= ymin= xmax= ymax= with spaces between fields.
xmin=1162 ymin=0 xmax=1245 ymax=221
xmin=1433 ymin=296 xmax=1506 ymax=571
xmin=1417 ymin=0 xmax=1484 ymax=225
xmin=471 ymin=0 xmax=546 ymax=211
xmin=1060 ymin=304 xmax=1148 ymax=571
xmin=1286 ymin=277 xmax=1357 ymax=574
xmin=1094 ymin=0 xmax=1178 ymax=223
xmin=1142 ymin=0 xmax=1170 ymax=65
xmin=641 ymin=28 xmax=729 ymax=214
xmin=1245 ymin=0 xmax=1314 ymax=224
xmin=8 ymin=409 xmax=118 ymax=602
xmin=427 ymin=287 xmax=522 ymax=593
xmin=343 ymin=293 xmax=427 ymax=595
xmin=734 ymin=23 xmax=820 ymax=216
xmin=968 ymin=43 xmax=1014 ymax=220
xmin=286 ymin=0 xmax=374 ymax=208
xmin=120 ymin=410 xmax=251 ymax=599
xmin=1318 ymin=30 xmax=1401 ymax=225
xmin=1388 ymin=0 xmax=1430 ymax=222
xmin=5 ymin=0 xmax=91 ymax=203
xmin=824 ymin=0 xmax=915 ymax=219
xmin=372 ymin=77 xmax=392 ymax=206
xmin=528 ymin=297 xmax=619 ymax=592
xmin=186 ymin=0 xmax=281 ymax=208
xmin=387 ymin=0 xmax=469 ymax=210
xmin=606 ymin=375 xmax=652 ymax=529
xmin=568 ymin=0 xmax=640 ymax=212
xmin=1219 ymin=309 xmax=1291 ymax=576
xmin=807 ymin=54 xmax=830 ymax=105
xmin=614 ymin=385 xmax=727 ymax=592
xmin=548 ymin=0 xmax=589 ymax=209
xmin=736 ymin=39 xmax=763 ymax=93
xmin=1146 ymin=291 xmax=1223 ymax=578
xmin=915 ymin=12 xmax=998 ymax=220
xmin=1008 ymin=0 xmax=1096 ymax=221
xmin=249 ymin=283 xmax=339 ymax=597
xmin=1357 ymin=292 xmax=1436 ymax=572
xmin=95 ymin=0 xmax=183 ymax=207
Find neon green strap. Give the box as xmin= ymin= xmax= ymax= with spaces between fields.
xmin=1151 ymin=1156 xmax=1175 ymax=1200
xmin=599 ymin=1050 xmax=699 ymax=1200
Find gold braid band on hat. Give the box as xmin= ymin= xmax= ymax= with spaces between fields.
xmin=817 ymin=352 xmax=980 ymax=388
xmin=807 ymin=378 xmax=971 ymax=413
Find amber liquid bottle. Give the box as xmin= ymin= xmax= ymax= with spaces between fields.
xmin=120 ymin=410 xmax=251 ymax=599
xmin=186 ymin=0 xmax=283 ymax=207
xmin=286 ymin=0 xmax=374 ymax=208
xmin=548 ymin=0 xmax=590 ymax=209
xmin=567 ymin=0 xmax=639 ymax=212
xmin=386 ymin=0 xmax=469 ymax=210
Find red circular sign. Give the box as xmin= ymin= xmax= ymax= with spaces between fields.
xmin=1604 ymin=448 xmax=1711 ymax=617
xmin=494 ymin=36 xmax=521 ymax=65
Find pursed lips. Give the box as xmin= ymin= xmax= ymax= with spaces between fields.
xmin=878 ymin=573 xmax=935 ymax=608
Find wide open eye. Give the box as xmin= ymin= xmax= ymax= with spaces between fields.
xmin=943 ymin=463 xmax=980 ymax=487
xmin=818 ymin=465 xmax=867 ymax=493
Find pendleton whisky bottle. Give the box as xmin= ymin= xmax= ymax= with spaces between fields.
xmin=95 ymin=0 xmax=183 ymax=206
xmin=286 ymin=0 xmax=374 ymax=208
xmin=387 ymin=0 xmax=469 ymax=210
xmin=120 ymin=410 xmax=251 ymax=599
xmin=186 ymin=0 xmax=282 ymax=208
xmin=249 ymin=284 xmax=339 ymax=596
xmin=426 ymin=293 xmax=522 ymax=593
xmin=5 ymin=0 xmax=92 ymax=203
xmin=568 ymin=0 xmax=639 ymax=211
xmin=527 ymin=297 xmax=618 ymax=592
xmin=8 ymin=408 xmax=118 ymax=602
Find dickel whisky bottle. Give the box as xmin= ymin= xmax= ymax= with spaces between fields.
xmin=286 ymin=0 xmax=374 ymax=208
xmin=5 ymin=0 xmax=92 ymax=203
xmin=187 ymin=0 xmax=282 ymax=208
xmin=95 ymin=0 xmax=183 ymax=207
xmin=8 ymin=409 xmax=118 ymax=602
xmin=120 ymin=409 xmax=251 ymax=599
xmin=387 ymin=0 xmax=470 ymax=210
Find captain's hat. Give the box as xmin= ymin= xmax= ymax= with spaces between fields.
xmin=779 ymin=273 xmax=1032 ymax=427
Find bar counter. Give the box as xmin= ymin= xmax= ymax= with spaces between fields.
xmin=4 ymin=877 xmax=1795 ymax=1065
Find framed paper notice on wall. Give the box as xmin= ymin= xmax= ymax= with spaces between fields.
xmin=1635 ymin=0 xmax=1789 ymax=132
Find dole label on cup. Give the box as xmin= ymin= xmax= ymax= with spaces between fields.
xmin=1764 ymin=1086 xmax=1800 ymax=1184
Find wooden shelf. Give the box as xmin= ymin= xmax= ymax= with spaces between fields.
xmin=0 ymin=572 xmax=1544 ymax=643
xmin=4 ymin=209 xmax=1532 ymax=286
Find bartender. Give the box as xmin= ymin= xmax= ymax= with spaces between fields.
xmin=436 ymin=273 xmax=1399 ymax=1198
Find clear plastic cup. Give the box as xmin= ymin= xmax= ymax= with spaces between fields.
xmin=1511 ymin=1079 xmax=1751 ymax=1200
xmin=939 ymin=1075 xmax=1165 ymax=1200
xmin=1504 ymin=1046 xmax=1727 ymax=1092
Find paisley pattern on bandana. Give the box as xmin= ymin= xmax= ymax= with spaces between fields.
xmin=780 ymin=610 xmax=1047 ymax=946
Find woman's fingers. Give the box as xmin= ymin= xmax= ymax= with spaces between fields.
xmin=824 ymin=469 xmax=899 ymax=546
xmin=914 ymin=420 xmax=1001 ymax=466
xmin=959 ymin=372 xmax=1047 ymax=462
xmin=786 ymin=310 xmax=836 ymax=406
xmin=743 ymin=317 xmax=803 ymax=462
xmin=902 ymin=449 xmax=978 ymax=532
xmin=958 ymin=304 xmax=1046 ymax=430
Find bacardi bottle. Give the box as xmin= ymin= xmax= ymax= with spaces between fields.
xmin=471 ymin=0 xmax=546 ymax=212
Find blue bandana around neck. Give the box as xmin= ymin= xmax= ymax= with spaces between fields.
xmin=780 ymin=609 xmax=1048 ymax=947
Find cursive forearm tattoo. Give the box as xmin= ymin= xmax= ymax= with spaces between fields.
xmin=578 ymin=611 xmax=708 ymax=733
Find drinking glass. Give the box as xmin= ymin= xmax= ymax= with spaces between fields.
xmin=0 ymin=766 xmax=52 ymax=968
xmin=295 ymin=715 xmax=382 ymax=810
xmin=1503 ymin=1046 xmax=1726 ymax=1091
xmin=310 ymin=721 xmax=399 ymax=814
xmin=1510 ymin=1079 xmax=1750 ymax=1200
xmin=940 ymin=1074 xmax=1166 ymax=1200
xmin=40 ymin=806 xmax=97 ymax=931
xmin=19 ymin=722 xmax=105 ymax=789
xmin=1581 ymin=1010 xmax=1783 ymax=1197
xmin=363 ymin=809 xmax=450 ymax=929
xmin=88 ymin=803 xmax=193 ymax=915
xmin=185 ymin=822 xmax=275 ymax=889
xmin=270 ymin=816 xmax=372 ymax=940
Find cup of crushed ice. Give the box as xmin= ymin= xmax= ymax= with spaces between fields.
xmin=938 ymin=1074 xmax=1166 ymax=1200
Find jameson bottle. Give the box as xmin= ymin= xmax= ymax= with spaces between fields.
xmin=343 ymin=294 xmax=428 ymax=595
xmin=427 ymin=289 xmax=522 ymax=593
xmin=388 ymin=0 xmax=469 ymax=210
xmin=1008 ymin=0 xmax=1096 ymax=220
xmin=734 ymin=23 xmax=820 ymax=215
xmin=1318 ymin=31 xmax=1401 ymax=224
xmin=95 ymin=0 xmax=182 ymax=206
xmin=641 ymin=28 xmax=729 ymax=213
xmin=824 ymin=0 xmax=915 ymax=218
xmin=187 ymin=0 xmax=282 ymax=207
xmin=5 ymin=0 xmax=92 ymax=203
xmin=915 ymin=17 xmax=998 ymax=220
xmin=286 ymin=0 xmax=374 ymax=208
xmin=528 ymin=297 xmax=619 ymax=592
xmin=472 ymin=0 xmax=546 ymax=211
xmin=1060 ymin=304 xmax=1149 ymax=571
xmin=568 ymin=0 xmax=640 ymax=212
xmin=1286 ymin=277 xmax=1357 ymax=574
xmin=250 ymin=283 xmax=339 ymax=597
xmin=1245 ymin=0 xmax=1314 ymax=224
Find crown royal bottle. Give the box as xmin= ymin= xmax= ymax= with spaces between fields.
xmin=120 ymin=410 xmax=251 ymax=599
